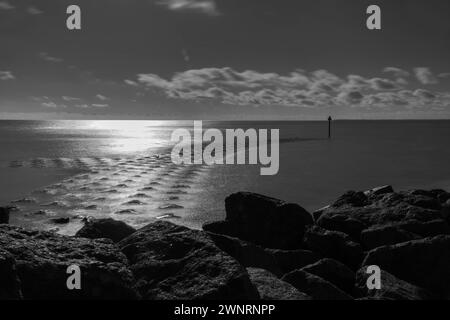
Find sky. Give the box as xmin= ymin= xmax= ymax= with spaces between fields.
xmin=0 ymin=0 xmax=449 ymax=120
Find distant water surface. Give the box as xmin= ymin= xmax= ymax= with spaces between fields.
xmin=0 ymin=120 xmax=449 ymax=232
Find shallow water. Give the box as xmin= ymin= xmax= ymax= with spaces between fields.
xmin=1 ymin=120 xmax=449 ymax=234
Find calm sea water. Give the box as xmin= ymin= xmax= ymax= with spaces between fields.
xmin=1 ymin=120 xmax=449 ymax=231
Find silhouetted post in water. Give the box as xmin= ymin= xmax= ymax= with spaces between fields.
xmin=328 ymin=116 xmax=332 ymax=139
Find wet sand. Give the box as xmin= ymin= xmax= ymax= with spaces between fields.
xmin=6 ymin=153 xmax=213 ymax=235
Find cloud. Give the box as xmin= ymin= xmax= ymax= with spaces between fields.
xmin=413 ymin=89 xmax=436 ymax=100
xmin=157 ymin=0 xmax=219 ymax=15
xmin=369 ymin=78 xmax=399 ymax=90
xmin=74 ymin=104 xmax=90 ymax=109
xmin=62 ymin=96 xmax=81 ymax=101
xmin=0 ymin=70 xmax=15 ymax=80
xmin=41 ymin=102 xmax=67 ymax=108
xmin=96 ymin=94 xmax=109 ymax=101
xmin=128 ymin=66 xmax=450 ymax=111
xmin=438 ymin=73 xmax=450 ymax=79
xmin=383 ymin=67 xmax=410 ymax=78
xmin=0 ymin=1 xmax=14 ymax=10
xmin=39 ymin=52 xmax=63 ymax=63
xmin=92 ymin=104 xmax=109 ymax=108
xmin=414 ymin=67 xmax=438 ymax=85
xmin=125 ymin=79 xmax=139 ymax=86
xmin=27 ymin=6 xmax=43 ymax=15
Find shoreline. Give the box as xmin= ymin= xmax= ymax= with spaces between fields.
xmin=1 ymin=185 xmax=449 ymax=300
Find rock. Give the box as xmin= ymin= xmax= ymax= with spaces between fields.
xmin=247 ymin=268 xmax=311 ymax=300
xmin=318 ymin=190 xmax=443 ymax=232
xmin=76 ymin=218 xmax=136 ymax=243
xmin=204 ymin=192 xmax=313 ymax=249
xmin=0 ymin=207 xmax=10 ymax=224
xmin=441 ymin=200 xmax=450 ymax=223
xmin=332 ymin=191 xmax=369 ymax=208
xmin=437 ymin=192 xmax=450 ymax=204
xmin=363 ymin=235 xmax=450 ymax=297
xmin=303 ymin=226 xmax=364 ymax=270
xmin=355 ymin=267 xmax=435 ymax=300
xmin=282 ymin=270 xmax=353 ymax=300
xmin=364 ymin=185 xmax=394 ymax=196
xmin=0 ymin=249 xmax=22 ymax=299
xmin=360 ymin=225 xmax=421 ymax=250
xmin=207 ymin=232 xmax=281 ymax=276
xmin=301 ymin=258 xmax=355 ymax=294
xmin=317 ymin=214 xmax=366 ymax=240
xmin=392 ymin=219 xmax=450 ymax=238
xmin=50 ymin=217 xmax=70 ymax=224
xmin=119 ymin=221 xmax=259 ymax=300
xmin=312 ymin=205 xmax=330 ymax=222
xmin=264 ymin=248 xmax=322 ymax=275
xmin=0 ymin=225 xmax=138 ymax=299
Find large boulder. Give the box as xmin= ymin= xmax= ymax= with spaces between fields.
xmin=363 ymin=235 xmax=450 ymax=297
xmin=203 ymin=192 xmax=313 ymax=249
xmin=360 ymin=225 xmax=420 ymax=250
xmin=0 ymin=249 xmax=22 ymax=299
xmin=247 ymin=268 xmax=311 ymax=300
xmin=0 ymin=225 xmax=137 ymax=299
xmin=207 ymin=232 xmax=281 ymax=276
xmin=303 ymin=226 xmax=364 ymax=270
xmin=118 ymin=221 xmax=259 ymax=300
xmin=316 ymin=214 xmax=366 ymax=240
xmin=0 ymin=207 xmax=10 ymax=224
xmin=75 ymin=218 xmax=136 ymax=243
xmin=264 ymin=248 xmax=322 ymax=275
xmin=318 ymin=190 xmax=444 ymax=232
xmin=207 ymin=233 xmax=322 ymax=277
xmin=282 ymin=269 xmax=353 ymax=300
xmin=301 ymin=258 xmax=355 ymax=294
xmin=355 ymin=267 xmax=435 ymax=300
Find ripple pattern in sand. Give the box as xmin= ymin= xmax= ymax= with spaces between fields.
xmin=8 ymin=153 xmax=214 ymax=235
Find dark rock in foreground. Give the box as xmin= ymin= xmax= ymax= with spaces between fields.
xmin=0 ymin=249 xmax=22 ymax=299
xmin=363 ymin=235 xmax=450 ymax=298
xmin=203 ymin=192 xmax=313 ymax=249
xmin=0 ymin=225 xmax=137 ymax=299
xmin=76 ymin=218 xmax=136 ymax=243
xmin=282 ymin=269 xmax=353 ymax=300
xmin=247 ymin=268 xmax=311 ymax=300
xmin=0 ymin=207 xmax=10 ymax=224
xmin=119 ymin=221 xmax=259 ymax=300
xmin=355 ymin=267 xmax=435 ymax=300
xmin=303 ymin=226 xmax=364 ymax=270
xmin=206 ymin=232 xmax=282 ymax=276
xmin=360 ymin=225 xmax=421 ymax=250
xmin=301 ymin=258 xmax=355 ymax=294
xmin=264 ymin=248 xmax=322 ymax=275
xmin=317 ymin=189 xmax=446 ymax=235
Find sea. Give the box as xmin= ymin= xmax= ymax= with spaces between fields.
xmin=0 ymin=120 xmax=449 ymax=235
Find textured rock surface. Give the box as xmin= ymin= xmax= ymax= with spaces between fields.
xmin=264 ymin=248 xmax=322 ymax=275
xmin=303 ymin=226 xmax=364 ymax=270
xmin=0 ymin=225 xmax=137 ymax=299
xmin=363 ymin=235 xmax=450 ymax=297
xmin=204 ymin=192 xmax=313 ymax=249
xmin=119 ymin=221 xmax=259 ymax=300
xmin=247 ymin=268 xmax=311 ymax=300
xmin=360 ymin=225 xmax=420 ymax=250
xmin=0 ymin=249 xmax=22 ymax=299
xmin=318 ymin=190 xmax=444 ymax=232
xmin=301 ymin=258 xmax=355 ymax=294
xmin=76 ymin=218 xmax=136 ymax=243
xmin=207 ymin=232 xmax=281 ymax=276
xmin=282 ymin=269 xmax=352 ymax=300
xmin=355 ymin=267 xmax=435 ymax=300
